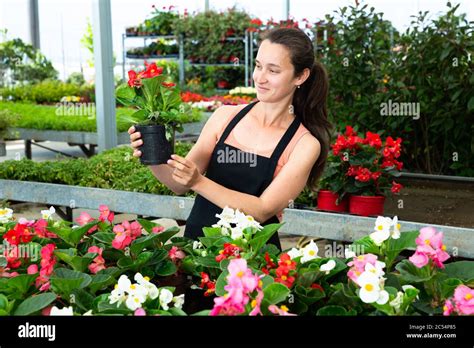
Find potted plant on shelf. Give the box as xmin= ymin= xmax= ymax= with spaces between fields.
xmin=116 ymin=62 xmax=192 ymax=165
xmin=333 ymin=126 xmax=404 ymax=216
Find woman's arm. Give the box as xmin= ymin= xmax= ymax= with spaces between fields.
xmin=169 ymin=133 xmax=321 ymax=222
xmin=129 ymin=105 xmax=240 ymax=195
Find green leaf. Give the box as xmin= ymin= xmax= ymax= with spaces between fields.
xmin=194 ymin=256 xmax=220 ymax=269
xmin=50 ymin=268 xmax=92 ymax=299
xmin=444 ymin=261 xmax=474 ymax=281
xmin=137 ymin=218 xmax=161 ymax=234
xmin=467 ymin=96 xmax=474 ymax=111
xmin=6 ymin=274 xmax=36 ymax=296
xmin=202 ymin=227 xmax=223 ymax=238
xmin=249 ymin=223 xmax=282 ymax=254
xmin=154 ymin=226 xmax=181 ymax=244
xmin=155 ymin=260 xmax=177 ymax=276
xmin=88 ymin=274 xmax=116 ymax=294
xmin=91 ymin=232 xmax=115 ymax=244
xmin=385 ymin=231 xmax=418 ymax=270
xmin=190 ymin=309 xmax=211 ymax=316
xmin=215 ymin=270 xmax=229 ymax=297
xmin=130 ymin=233 xmax=161 ymax=255
xmin=0 ymin=294 xmax=9 ymax=310
xmin=168 ymin=307 xmax=187 ymax=316
xmin=352 ymin=235 xmax=380 ymax=255
xmin=395 ymin=259 xmax=433 ymax=283
xmin=71 ymin=288 xmax=95 ymax=312
xmin=263 ymin=283 xmax=290 ymax=305
xmin=13 ymin=293 xmax=57 ymax=315
xmin=294 ymin=284 xmax=326 ymax=305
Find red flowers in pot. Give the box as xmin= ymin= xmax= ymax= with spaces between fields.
xmin=318 ymin=126 xmax=404 ymax=216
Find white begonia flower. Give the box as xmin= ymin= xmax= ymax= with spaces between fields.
xmin=159 ymin=288 xmax=174 ymax=310
xmin=50 ymin=306 xmax=74 ymax=316
xmin=109 ymin=274 xmax=132 ymax=306
xmin=300 ymin=240 xmax=320 ymax=263
xmin=41 ymin=206 xmax=56 ymax=220
xmin=357 ymin=271 xmax=389 ymax=305
xmin=172 ymin=294 xmax=185 ymax=309
xmin=0 ymin=208 xmax=13 ymax=223
xmin=117 ymin=274 xmax=132 ymax=292
xmin=344 ymin=247 xmax=357 ymax=259
xmin=320 ymin=260 xmax=336 ymax=274
xmin=83 ymin=310 xmax=93 ymax=316
xmin=192 ymin=241 xmax=203 ymax=250
xmin=370 ymin=216 xmax=392 ymax=246
xmin=231 ymin=226 xmax=244 ymax=240
xmin=215 ymin=206 xmax=236 ymax=229
xmin=134 ymin=273 xmax=159 ymax=300
xmin=389 ymin=291 xmax=404 ymax=311
xmin=364 ymin=261 xmax=386 ymax=278
xmin=391 ymin=216 xmax=401 ymax=239
xmin=287 ymin=248 xmax=303 ymax=260
xmin=201 ymin=250 xmax=208 ymax=257
xmin=235 ymin=209 xmax=263 ymax=230
xmin=125 ymin=292 xmax=146 ymax=311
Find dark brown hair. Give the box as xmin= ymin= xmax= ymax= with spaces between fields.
xmin=261 ymin=27 xmax=332 ymax=191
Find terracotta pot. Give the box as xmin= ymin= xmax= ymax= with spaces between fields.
xmin=317 ymin=190 xmax=349 ymax=212
xmin=349 ymin=195 xmax=385 ymax=216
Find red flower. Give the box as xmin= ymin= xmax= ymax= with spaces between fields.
xmin=391 ymin=181 xmax=403 ymax=194
xmin=278 ymin=253 xmax=296 ymax=269
xmin=275 ymin=273 xmax=295 ymax=288
xmin=162 ymin=82 xmax=176 ymax=88
xmin=311 ymin=283 xmax=324 ymax=291
xmin=345 ymin=126 xmax=357 ymax=137
xmin=355 ymin=167 xmax=372 ymax=182
xmin=127 ymin=70 xmax=142 ymax=88
xmin=141 ymin=62 xmax=163 ymax=79
xmin=215 ymin=243 xmax=241 ymax=262
xmin=3 ymin=224 xmax=33 ymax=245
xmin=364 ymin=131 xmax=382 ymax=148
xmin=371 ymin=171 xmax=382 ymax=181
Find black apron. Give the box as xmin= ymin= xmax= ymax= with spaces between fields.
xmin=184 ymin=101 xmax=301 ymax=251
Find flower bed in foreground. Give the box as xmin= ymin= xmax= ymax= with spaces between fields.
xmin=0 ymin=205 xmax=472 ymax=316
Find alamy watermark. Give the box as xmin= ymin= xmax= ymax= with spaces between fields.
xmin=216 ymin=146 xmax=257 ymax=167
xmin=380 ymin=99 xmax=420 ymax=120
xmin=1 ymin=240 xmax=40 ymax=261
xmin=55 ymin=100 xmax=96 ymax=119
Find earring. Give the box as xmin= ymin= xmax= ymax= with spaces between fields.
xmin=297 ymin=85 xmax=301 ymax=89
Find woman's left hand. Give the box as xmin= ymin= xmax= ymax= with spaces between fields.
xmin=167 ymin=154 xmax=203 ymax=190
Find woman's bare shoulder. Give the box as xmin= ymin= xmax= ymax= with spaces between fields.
xmin=205 ymin=104 xmax=248 ymax=133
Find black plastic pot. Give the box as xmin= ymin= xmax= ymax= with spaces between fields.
xmin=135 ymin=124 xmax=173 ymax=165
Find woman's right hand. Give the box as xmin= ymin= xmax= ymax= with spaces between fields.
xmin=128 ymin=126 xmax=143 ymax=157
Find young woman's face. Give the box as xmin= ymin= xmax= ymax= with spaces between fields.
xmin=253 ymin=39 xmax=299 ymax=103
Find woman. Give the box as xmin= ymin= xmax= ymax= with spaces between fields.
xmin=128 ymin=27 xmax=331 ymax=250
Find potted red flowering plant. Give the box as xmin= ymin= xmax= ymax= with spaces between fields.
xmin=116 ymin=62 xmax=192 ymax=165
xmin=331 ymin=126 xmax=404 ymax=216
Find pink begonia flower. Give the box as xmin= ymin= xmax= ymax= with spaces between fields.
xmin=443 ymin=299 xmax=454 ymax=316
xmin=152 ymin=226 xmax=165 ymax=234
xmin=18 ymin=217 xmax=35 ymax=226
xmin=268 ymin=304 xmax=296 ymax=316
xmin=249 ymin=289 xmax=264 ymax=316
xmin=76 ymin=212 xmax=94 ymax=226
xmin=123 ymin=220 xmax=142 ymax=239
xmin=168 ymin=246 xmax=185 ymax=262
xmin=98 ymin=205 xmax=114 ymax=223
xmin=409 ymin=227 xmax=450 ymax=269
xmin=0 ymin=267 xmax=19 ymax=278
xmin=32 ymin=219 xmax=58 ymax=239
xmin=134 ymin=308 xmax=147 ymax=316
xmin=347 ymin=253 xmax=379 ymax=284
xmin=210 ymin=295 xmax=246 ymax=316
xmin=42 ymin=306 xmax=53 ymax=316
xmin=453 ymin=285 xmax=474 ymax=315
xmin=27 ymin=264 xmax=39 ymax=274
xmin=87 ymin=246 xmax=106 ymax=274
xmin=408 ymin=251 xmax=430 ymax=268
xmin=112 ymin=226 xmax=132 ymax=250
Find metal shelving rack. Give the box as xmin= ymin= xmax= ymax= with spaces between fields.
xmin=122 ymin=32 xmax=252 ymax=88
xmin=181 ymin=34 xmax=250 ymax=88
xmin=121 ymin=33 xmax=184 ymax=85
